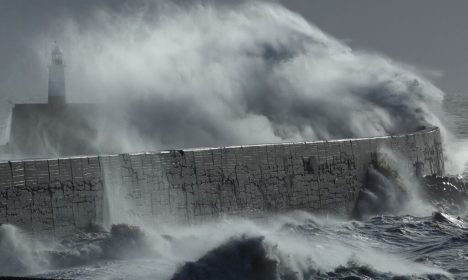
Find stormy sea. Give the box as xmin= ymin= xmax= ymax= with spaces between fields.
xmin=0 ymin=92 xmax=466 ymax=280
xmin=1 ymin=2 xmax=468 ymax=280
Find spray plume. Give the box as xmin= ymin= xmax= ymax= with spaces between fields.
xmin=26 ymin=1 xmax=446 ymax=156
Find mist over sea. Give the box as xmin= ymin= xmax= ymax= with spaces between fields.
xmin=444 ymin=92 xmax=468 ymax=178
xmin=0 ymin=2 xmax=468 ymax=279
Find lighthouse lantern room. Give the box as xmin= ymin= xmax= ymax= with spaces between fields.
xmin=48 ymin=42 xmax=66 ymax=105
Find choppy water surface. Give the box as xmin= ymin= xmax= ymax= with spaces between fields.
xmin=1 ymin=211 xmax=466 ymax=280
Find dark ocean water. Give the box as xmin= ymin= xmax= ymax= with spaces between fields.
xmin=0 ymin=93 xmax=467 ymax=280
xmin=170 ymin=213 xmax=468 ymax=280
xmin=1 ymin=212 xmax=466 ymax=280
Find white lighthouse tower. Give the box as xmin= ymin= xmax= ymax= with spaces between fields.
xmin=48 ymin=42 xmax=66 ymax=104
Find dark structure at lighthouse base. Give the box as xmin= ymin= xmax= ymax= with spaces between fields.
xmin=48 ymin=95 xmax=66 ymax=106
xmin=9 ymin=103 xmax=99 ymax=158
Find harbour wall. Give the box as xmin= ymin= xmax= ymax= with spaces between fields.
xmin=0 ymin=128 xmax=444 ymax=237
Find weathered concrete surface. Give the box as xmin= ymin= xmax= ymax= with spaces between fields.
xmin=0 ymin=157 xmax=103 ymax=237
xmin=0 ymin=128 xmax=444 ymax=237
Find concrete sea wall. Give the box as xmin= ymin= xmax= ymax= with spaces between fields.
xmin=0 ymin=128 xmax=444 ymax=237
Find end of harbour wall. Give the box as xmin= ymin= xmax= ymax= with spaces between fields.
xmin=0 ymin=127 xmax=444 ymax=237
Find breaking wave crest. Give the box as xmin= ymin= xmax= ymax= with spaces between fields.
xmin=352 ymin=149 xmax=437 ymax=220
xmin=165 ymin=212 xmax=466 ymax=280
xmin=171 ymin=234 xmax=452 ymax=280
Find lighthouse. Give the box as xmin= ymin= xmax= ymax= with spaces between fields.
xmin=48 ymin=43 xmax=66 ymax=105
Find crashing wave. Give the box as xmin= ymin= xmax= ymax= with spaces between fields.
xmin=171 ymin=234 xmax=452 ymax=280
xmin=2 ymin=210 xmax=463 ymax=279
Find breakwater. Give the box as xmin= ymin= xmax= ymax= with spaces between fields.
xmin=0 ymin=128 xmax=444 ymax=238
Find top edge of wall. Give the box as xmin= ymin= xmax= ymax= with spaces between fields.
xmin=1 ymin=127 xmax=440 ymax=163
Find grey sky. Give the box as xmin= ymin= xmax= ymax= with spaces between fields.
xmin=281 ymin=0 xmax=468 ymax=94
xmin=0 ymin=0 xmax=467 ymax=98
